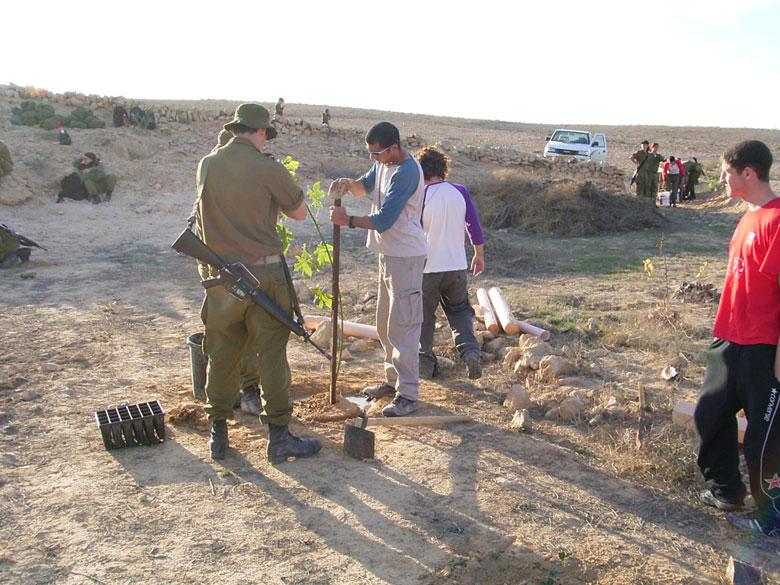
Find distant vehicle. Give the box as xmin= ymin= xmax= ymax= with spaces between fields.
xmin=543 ymin=129 xmax=607 ymax=163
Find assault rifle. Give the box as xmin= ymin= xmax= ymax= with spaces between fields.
xmin=171 ymin=228 xmax=331 ymax=361
xmin=0 ymin=224 xmax=47 ymax=251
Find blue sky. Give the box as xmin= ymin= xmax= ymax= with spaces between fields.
xmin=5 ymin=0 xmax=780 ymax=129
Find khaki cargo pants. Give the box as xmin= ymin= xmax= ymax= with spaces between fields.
xmin=201 ymin=263 xmax=293 ymax=424
xmin=376 ymin=254 xmax=426 ymax=401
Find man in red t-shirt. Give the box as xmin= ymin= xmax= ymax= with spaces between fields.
xmin=694 ymin=140 xmax=780 ymax=539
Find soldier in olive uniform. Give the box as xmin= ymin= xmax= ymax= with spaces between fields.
xmin=681 ymin=157 xmax=706 ymax=200
xmin=0 ymin=224 xmax=33 ymax=269
xmin=194 ymin=103 xmax=320 ymax=462
xmin=274 ymin=98 xmax=285 ymax=121
xmin=646 ymin=143 xmax=666 ymax=198
xmin=73 ymin=153 xmax=117 ymax=204
xmin=630 ymin=140 xmax=655 ymax=200
xmin=190 ymin=127 xmax=264 ymax=416
xmin=0 ymin=139 xmax=13 ymax=184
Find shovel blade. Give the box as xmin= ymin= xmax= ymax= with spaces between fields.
xmin=344 ymin=423 xmax=374 ymax=459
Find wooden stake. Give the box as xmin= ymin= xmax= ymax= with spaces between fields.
xmin=330 ymin=199 xmax=341 ymax=405
xmin=636 ymin=384 xmax=647 ymax=449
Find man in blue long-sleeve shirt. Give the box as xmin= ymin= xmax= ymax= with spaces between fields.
xmin=329 ymin=122 xmax=427 ymax=417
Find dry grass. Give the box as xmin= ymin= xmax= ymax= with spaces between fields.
xmin=472 ymin=171 xmax=663 ymax=235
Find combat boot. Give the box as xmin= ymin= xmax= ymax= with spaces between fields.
xmin=208 ymin=420 xmax=228 ymax=460
xmin=105 ymin=190 xmax=112 ymax=202
xmin=16 ymin=248 xmax=31 ymax=263
xmin=266 ymin=424 xmax=321 ymax=464
xmin=240 ymin=385 xmax=263 ymax=416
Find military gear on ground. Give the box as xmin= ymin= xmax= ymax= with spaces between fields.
xmin=0 ymin=140 xmax=12 ymax=177
xmin=113 ymin=105 xmax=129 ymax=127
xmin=58 ymin=172 xmax=90 ymax=201
xmin=129 ymin=107 xmax=156 ymax=130
xmin=208 ymin=420 xmax=228 ymax=460
xmin=58 ymin=129 xmax=72 ymax=145
xmin=266 ymin=424 xmax=321 ymax=463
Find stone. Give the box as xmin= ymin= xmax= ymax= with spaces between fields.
xmin=3 ymin=452 xmax=20 ymax=466
xmin=349 ymin=339 xmax=369 ymax=353
xmin=503 ymin=385 xmax=532 ymax=411
xmin=539 ymin=355 xmax=577 ymax=380
xmin=0 ymin=373 xmax=12 ymax=389
xmin=20 ymin=390 xmax=36 ymax=401
xmin=438 ymin=357 xmax=456 ymax=369
xmin=520 ymin=345 xmax=558 ymax=371
xmin=726 ymin=557 xmax=763 ymax=585
xmin=544 ymin=407 xmax=560 ymax=420
xmin=310 ymin=320 xmax=333 ymax=347
xmin=339 ymin=348 xmax=353 ymax=361
xmin=484 ymin=337 xmax=509 ymax=355
xmin=481 ymin=351 xmax=496 ymax=363
xmin=661 ymin=366 xmax=679 ymax=381
xmin=502 ymin=347 xmax=524 ymax=369
xmin=586 ymin=318 xmax=598 ymax=332
xmin=511 ymin=409 xmax=532 ymax=433
xmin=563 ymin=309 xmax=581 ymax=319
xmin=559 ymin=396 xmax=586 ymax=420
xmin=40 ymin=363 xmax=58 ymax=373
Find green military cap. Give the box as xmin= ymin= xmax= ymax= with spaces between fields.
xmin=224 ymin=103 xmax=278 ymax=139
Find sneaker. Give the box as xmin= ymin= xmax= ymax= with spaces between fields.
xmin=465 ymin=355 xmax=482 ymax=380
xmin=382 ymin=395 xmax=419 ymax=417
xmin=699 ymin=489 xmax=744 ymax=511
xmin=240 ymin=385 xmax=263 ymax=416
xmin=363 ymin=383 xmax=395 ymax=399
xmin=727 ymin=511 xmax=780 ymax=538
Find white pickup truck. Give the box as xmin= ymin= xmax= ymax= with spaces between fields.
xmin=543 ymin=129 xmax=607 ymax=164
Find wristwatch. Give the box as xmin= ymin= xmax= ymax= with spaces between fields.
xmin=348 ymin=216 xmax=355 ymax=229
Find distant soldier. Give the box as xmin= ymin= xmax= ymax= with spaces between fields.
xmin=647 ymin=143 xmax=666 ymax=197
xmin=274 ymin=97 xmax=285 ymax=121
xmin=321 ymin=108 xmax=331 ymax=129
xmin=630 ymin=140 xmax=658 ymax=202
xmin=72 ymin=153 xmax=117 ymax=204
xmin=0 ymin=139 xmax=13 ymax=184
xmin=681 ymin=157 xmax=707 ymax=200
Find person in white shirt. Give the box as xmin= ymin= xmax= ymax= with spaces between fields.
xmin=416 ymin=147 xmax=485 ymax=380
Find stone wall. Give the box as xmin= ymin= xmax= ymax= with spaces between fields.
xmin=2 ymin=84 xmax=627 ymax=191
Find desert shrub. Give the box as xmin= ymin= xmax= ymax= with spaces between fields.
xmin=472 ymin=171 xmax=662 ymax=236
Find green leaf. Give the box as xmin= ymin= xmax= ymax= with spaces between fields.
xmin=276 ymin=222 xmax=294 ymax=254
xmin=314 ymin=242 xmax=334 ymax=267
xmin=307 ymin=181 xmax=326 ymax=209
xmin=281 ymin=156 xmax=299 ymax=178
xmin=311 ymin=287 xmax=333 ymax=309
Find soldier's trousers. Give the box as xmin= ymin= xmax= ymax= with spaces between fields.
xmin=84 ymin=174 xmax=117 ymax=196
xmin=201 ymin=262 xmax=294 ymax=424
xmin=635 ymin=172 xmax=655 ymax=199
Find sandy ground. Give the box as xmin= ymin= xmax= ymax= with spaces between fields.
xmin=1 ymin=96 xmax=780 ymax=585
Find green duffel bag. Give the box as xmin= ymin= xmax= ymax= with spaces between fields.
xmin=87 ymin=118 xmax=106 ymax=129
xmin=40 ymin=117 xmax=58 ymax=130
xmin=70 ymin=106 xmax=88 ymax=121
xmin=11 ymin=106 xmax=22 ymax=117
xmin=20 ymin=100 xmax=37 ymax=112
xmin=9 ymin=115 xmax=24 ymax=125
xmin=21 ymin=111 xmax=38 ymax=125
xmin=36 ymin=103 xmax=55 ymax=118
xmin=69 ymin=120 xmax=87 ymax=129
